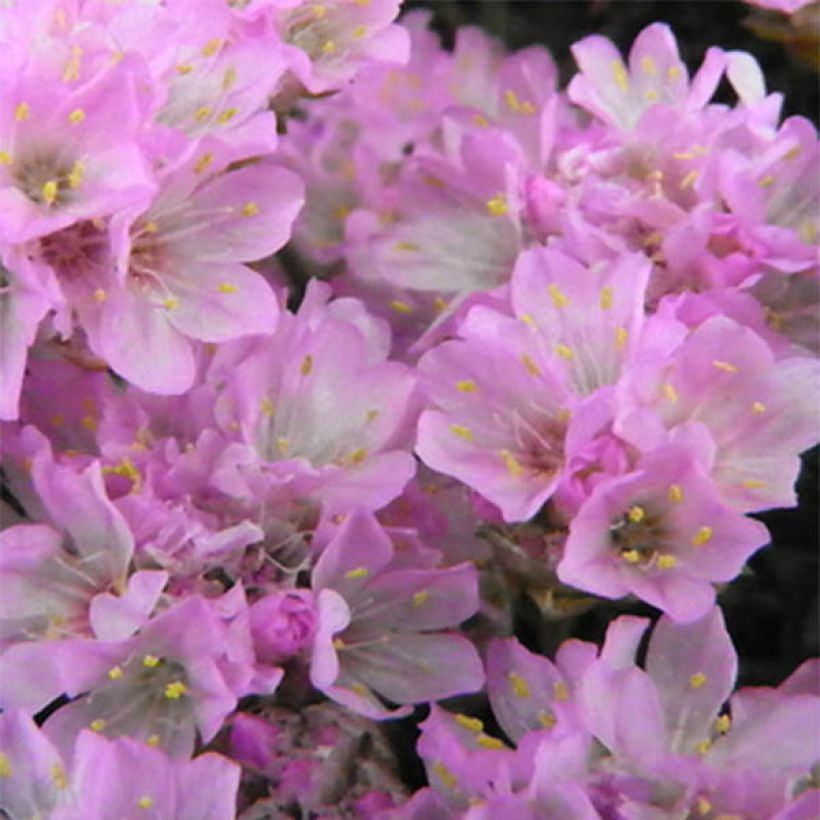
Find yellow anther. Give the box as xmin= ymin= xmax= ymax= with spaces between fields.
xmin=67 ymin=159 xmax=84 ymax=189
xmin=108 ymin=665 xmax=124 ymax=680
xmin=641 ymin=55 xmax=657 ymax=75
xmin=322 ymin=41 xmax=337 ymax=54
xmin=300 ymin=354 xmax=313 ymax=375
xmin=351 ymin=682 xmax=369 ymax=696
xmin=519 ymin=313 xmax=536 ymax=328
xmin=412 ymin=590 xmax=429 ymax=607
xmin=599 ymin=286 xmax=613 ymax=310
xmin=355 ymin=0 xmax=371 ymax=4
xmin=63 ymin=46 xmax=83 ymax=81
xmin=52 ymin=762 xmax=68 ymax=789
xmin=500 ymin=449 xmax=524 ymax=477
xmin=644 ymin=89 xmax=659 ymax=102
xmin=689 ymin=672 xmax=708 ymax=689
xmin=692 ymin=526 xmax=713 ymax=547
xmin=389 ymin=299 xmax=413 ymax=314
xmin=90 ymin=719 xmax=106 ymax=732
xmin=485 ymin=194 xmax=508 ymax=217
xmin=508 ymin=671 xmax=530 ymax=698
xmin=553 ymin=681 xmax=570 ymax=701
xmin=695 ymin=739 xmax=712 ymax=755
xmin=520 ymin=100 xmax=536 ymax=115
xmin=194 ymin=106 xmax=212 ymax=121
xmin=348 ymin=447 xmax=367 ymax=464
xmin=217 ymin=107 xmax=239 ymax=124
xmin=667 ymin=65 xmax=682 ymax=80
xmin=81 ymin=414 xmax=98 ymax=431
xmin=472 ymin=113 xmax=490 ymax=127
xmin=680 ymin=169 xmax=700 ymax=190
xmin=0 ymin=150 xmax=12 ymax=164
xmin=433 ymin=761 xmax=458 ymax=789
xmin=50 ymin=414 xmax=64 ymax=427
xmin=176 ymin=63 xmax=194 ymax=75
xmin=276 ymin=437 xmax=290 ymax=455
xmin=715 ymin=714 xmax=731 ymax=733
xmin=450 ymin=424 xmax=474 ymax=441
xmin=344 ymin=567 xmax=369 ymax=580
xmin=657 ymin=554 xmax=678 ymax=570
xmin=476 ymin=734 xmax=505 ymax=750
xmin=163 ymin=298 xmax=179 ymax=310
xmin=662 ymin=383 xmax=678 ymax=402
xmin=240 ymin=201 xmax=259 ymax=217
xmin=537 ymin=710 xmax=557 ymax=729
xmin=521 ymin=353 xmax=541 ymax=377
xmin=615 ymin=326 xmax=628 ymax=349
xmin=0 ymin=753 xmax=10 ymax=778
xmin=312 ymin=4 xmax=327 ymax=18
xmin=455 ymin=713 xmax=484 ymax=732
xmin=352 ymin=24 xmax=367 ymax=39
xmin=142 ymin=654 xmax=161 ymax=668
xmin=546 ymin=283 xmax=569 ymax=309
xmin=456 ymin=379 xmax=478 ymax=393
xmin=142 ymin=221 xmax=158 ymax=234
xmin=673 ymin=151 xmax=696 ymax=161
xmin=201 ymin=38 xmax=222 ymax=57
xmin=14 ymin=102 xmax=29 ymax=121
xmin=555 ymin=343 xmax=574 ymax=360
xmin=784 ymin=145 xmax=802 ymax=161
xmin=611 ymin=60 xmax=629 ymax=91
xmin=668 ymin=484 xmax=684 ymax=503
xmin=218 ymin=282 xmax=238 ymax=294
xmin=138 ymin=796 xmax=154 ymax=809
xmin=627 ymin=505 xmax=646 ymax=523
xmin=41 ymin=179 xmax=59 ymax=206
xmin=260 ymin=398 xmax=275 ymax=417
xmin=758 ymin=174 xmax=776 ymax=188
xmin=164 ymin=681 xmax=188 ymax=700
xmin=393 ymin=241 xmax=419 ymax=252
xmin=741 ymin=479 xmax=766 ymax=490
xmin=622 ymin=549 xmax=642 ymax=564
xmin=88 ymin=289 xmax=107 ymax=307
xmin=194 ymin=152 xmax=214 ymax=174
xmin=751 ymin=401 xmax=766 ymax=414
xmin=712 ymin=360 xmax=738 ymax=373
xmin=147 ymin=734 xmax=161 ymax=747
xmin=68 ymin=108 xmax=85 ymax=124
xmin=696 ymin=797 xmax=713 ymax=816
xmin=222 ymin=66 xmax=238 ymax=91
xmin=366 ymin=409 xmax=379 ymax=422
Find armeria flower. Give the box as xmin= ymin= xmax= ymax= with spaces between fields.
xmin=416 ymin=247 xmax=652 ymax=522
xmin=485 ymin=635 xmax=596 ymax=745
xmin=0 ymin=595 xmax=250 ymax=759
xmin=309 ymin=509 xmax=483 ymax=719
xmin=557 ymin=445 xmax=770 ymax=621
xmin=58 ymin=151 xmax=304 ymax=394
xmin=567 ymin=23 xmax=726 ymax=131
xmin=0 ymin=710 xmax=240 ymax=820
xmin=616 ymin=315 xmax=820 ymax=513
xmin=577 ymin=607 xmax=820 ymax=817
xmin=210 ymin=280 xmax=418 ymax=513
xmin=277 ymin=0 xmax=410 ymax=94
xmin=0 ymin=55 xmax=155 ymax=245
xmin=249 ymin=588 xmax=318 ymax=664
xmin=0 ymin=447 xmax=167 ymax=650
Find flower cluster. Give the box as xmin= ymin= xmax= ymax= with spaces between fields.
xmin=1 ymin=1 xmax=817 ymax=817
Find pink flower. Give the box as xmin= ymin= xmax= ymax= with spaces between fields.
xmin=557 ymin=445 xmax=770 ymax=621
xmin=249 ymin=589 xmax=318 ymax=664
xmin=309 ymin=509 xmax=483 ymax=718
